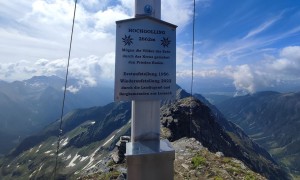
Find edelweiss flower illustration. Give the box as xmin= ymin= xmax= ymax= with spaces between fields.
xmin=122 ymin=35 xmax=133 ymax=46
xmin=161 ymin=37 xmax=171 ymax=47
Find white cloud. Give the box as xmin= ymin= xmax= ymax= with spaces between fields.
xmin=0 ymin=1 xmax=32 ymax=21
xmin=65 ymin=85 xmax=80 ymax=94
xmin=177 ymin=46 xmax=300 ymax=94
xmin=162 ymin=0 xmax=212 ymax=32
xmin=80 ymin=0 xmax=110 ymax=12
xmin=0 ymin=0 xmax=130 ymax=63
xmin=280 ymin=46 xmax=300 ymax=63
xmin=0 ymin=0 xmax=197 ymax=92
xmin=223 ymin=46 xmax=300 ymax=93
xmin=270 ymin=46 xmax=300 ymax=76
xmin=1 ymin=0 xmax=299 ymax=96
xmin=118 ymin=0 xmax=198 ymax=28
xmin=0 ymin=54 xmax=115 ymax=88
xmin=0 ymin=0 xmax=195 ymax=78
xmin=223 ymin=65 xmax=258 ymax=94
xmin=176 ymin=46 xmax=191 ymax=67
xmin=243 ymin=15 xmax=282 ymax=39
xmin=161 ymin=0 xmax=194 ymax=31
xmin=118 ymin=0 xmax=134 ymax=15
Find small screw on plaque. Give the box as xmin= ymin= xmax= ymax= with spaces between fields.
xmin=144 ymin=4 xmax=152 ymax=15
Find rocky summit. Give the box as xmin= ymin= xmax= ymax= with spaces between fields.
xmin=173 ymin=138 xmax=266 ymax=180
xmin=160 ymin=97 xmax=290 ymax=180
xmin=80 ymin=138 xmax=267 ymax=180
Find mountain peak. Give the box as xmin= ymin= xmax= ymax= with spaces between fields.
xmin=161 ymin=97 xmax=290 ymax=180
xmin=0 ymin=89 xmax=290 ymax=179
xmin=217 ymin=91 xmax=300 ymax=178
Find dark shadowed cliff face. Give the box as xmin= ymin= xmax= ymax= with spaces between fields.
xmin=161 ymin=97 xmax=290 ymax=180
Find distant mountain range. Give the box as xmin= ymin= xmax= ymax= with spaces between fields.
xmin=216 ymin=91 xmax=300 ymax=179
xmin=0 ymin=76 xmax=113 ymax=155
xmin=0 ymin=88 xmax=290 ymax=179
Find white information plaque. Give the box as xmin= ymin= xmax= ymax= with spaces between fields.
xmin=115 ymin=17 xmax=177 ymax=101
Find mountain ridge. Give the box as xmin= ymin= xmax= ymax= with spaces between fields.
xmin=0 ymin=88 xmax=290 ymax=179
xmin=161 ymin=96 xmax=288 ymax=179
xmin=0 ymin=75 xmax=113 ymax=155
xmin=216 ymin=91 xmax=300 ymax=178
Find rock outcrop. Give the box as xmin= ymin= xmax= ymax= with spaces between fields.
xmin=161 ymin=97 xmax=290 ymax=180
xmin=112 ymin=136 xmax=130 ymax=164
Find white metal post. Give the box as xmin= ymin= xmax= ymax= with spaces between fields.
xmin=126 ymin=1 xmax=175 ymax=179
xmin=131 ymin=100 xmax=160 ymax=142
xmin=131 ymin=0 xmax=161 ymax=143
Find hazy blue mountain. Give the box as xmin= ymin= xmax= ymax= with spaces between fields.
xmin=179 ymin=77 xmax=236 ymax=94
xmin=199 ymin=93 xmax=232 ymax=105
xmin=0 ymin=88 xmax=290 ymax=179
xmin=216 ymin=91 xmax=300 ymax=178
xmin=0 ymin=76 xmax=113 ymax=155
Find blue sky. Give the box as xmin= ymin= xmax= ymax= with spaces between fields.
xmin=0 ymin=0 xmax=300 ymax=94
xmin=190 ymin=0 xmax=300 ymax=65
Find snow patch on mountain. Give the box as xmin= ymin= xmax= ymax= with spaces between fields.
xmin=80 ymin=156 xmax=89 ymax=162
xmin=66 ymin=154 xmax=72 ymax=160
xmin=59 ymin=151 xmax=65 ymax=156
xmin=67 ymin=153 xmax=80 ymax=168
xmin=35 ymin=144 xmax=42 ymax=153
xmin=60 ymin=138 xmax=68 ymax=147
xmin=82 ymin=147 xmax=101 ymax=170
xmin=38 ymin=163 xmax=44 ymax=172
xmin=102 ymin=135 xmax=115 ymax=147
xmin=44 ymin=150 xmax=52 ymax=154
xmin=29 ymin=170 xmax=37 ymax=178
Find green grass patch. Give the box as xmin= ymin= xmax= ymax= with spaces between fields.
xmin=214 ymin=176 xmax=223 ymax=180
xmin=107 ymin=160 xmax=115 ymax=167
xmin=226 ymin=167 xmax=242 ymax=176
xmin=103 ymin=171 xmax=121 ymax=179
xmin=245 ymin=173 xmax=257 ymax=180
xmin=222 ymin=157 xmax=231 ymax=163
xmin=191 ymin=155 xmax=206 ymax=168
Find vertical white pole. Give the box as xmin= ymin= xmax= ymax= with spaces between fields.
xmin=131 ymin=0 xmax=161 ymax=143
xmin=126 ymin=1 xmax=175 ymax=179
xmin=131 ymin=101 xmax=160 ymax=142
